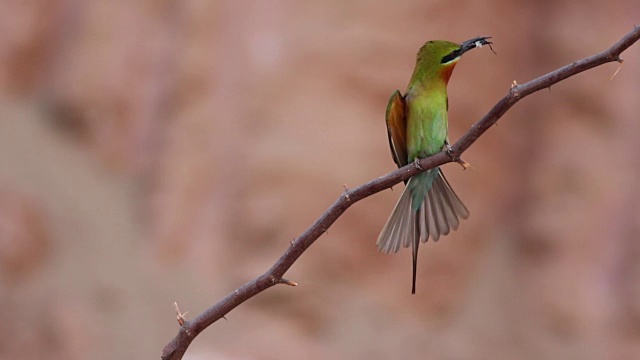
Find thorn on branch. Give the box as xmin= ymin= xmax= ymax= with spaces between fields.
xmin=610 ymin=59 xmax=624 ymax=80
xmin=456 ymin=159 xmax=471 ymax=170
xmin=269 ymin=276 xmax=298 ymax=286
xmin=173 ymin=302 xmax=188 ymax=327
xmin=278 ymin=278 xmax=298 ymax=286
xmin=343 ymin=184 xmax=350 ymax=201
xmin=445 ymin=145 xmax=470 ymax=170
xmin=510 ymin=80 xmax=520 ymax=98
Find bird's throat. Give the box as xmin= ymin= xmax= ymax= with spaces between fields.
xmin=440 ymin=62 xmax=458 ymax=84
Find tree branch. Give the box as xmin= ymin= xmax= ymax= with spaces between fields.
xmin=161 ymin=26 xmax=640 ymax=360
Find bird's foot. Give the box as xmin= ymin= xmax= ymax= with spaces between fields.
xmin=445 ymin=143 xmax=454 ymax=157
xmin=413 ymin=158 xmax=423 ymax=170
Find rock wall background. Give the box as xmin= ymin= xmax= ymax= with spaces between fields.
xmin=0 ymin=1 xmax=639 ymax=359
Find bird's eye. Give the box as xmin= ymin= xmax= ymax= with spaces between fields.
xmin=441 ymin=50 xmax=460 ymax=64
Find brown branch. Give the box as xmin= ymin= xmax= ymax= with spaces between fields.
xmin=161 ymin=26 xmax=640 ymax=360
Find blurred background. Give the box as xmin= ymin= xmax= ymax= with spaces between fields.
xmin=1 ymin=1 xmax=639 ymax=359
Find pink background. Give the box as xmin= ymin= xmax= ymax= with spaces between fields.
xmin=0 ymin=1 xmax=639 ymax=359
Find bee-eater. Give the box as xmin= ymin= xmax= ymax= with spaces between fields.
xmin=377 ymin=37 xmax=492 ymax=294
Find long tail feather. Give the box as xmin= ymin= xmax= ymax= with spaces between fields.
xmin=411 ymin=217 xmax=419 ymax=294
xmin=377 ymin=168 xmax=469 ymax=293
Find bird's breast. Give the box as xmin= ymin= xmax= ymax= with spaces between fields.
xmin=405 ymin=94 xmax=448 ymax=160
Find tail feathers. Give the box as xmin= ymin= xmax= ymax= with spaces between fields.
xmin=419 ymin=171 xmax=469 ymax=242
xmin=377 ymin=169 xmax=469 ymax=293
xmin=377 ymin=183 xmax=415 ymax=254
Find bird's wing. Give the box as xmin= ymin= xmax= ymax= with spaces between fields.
xmin=385 ymin=90 xmax=408 ymax=168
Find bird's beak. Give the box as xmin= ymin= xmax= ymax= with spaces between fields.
xmin=459 ymin=36 xmax=493 ymax=56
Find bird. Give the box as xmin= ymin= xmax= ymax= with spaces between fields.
xmin=377 ymin=37 xmax=492 ymax=294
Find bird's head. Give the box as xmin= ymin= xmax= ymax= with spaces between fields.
xmin=416 ymin=36 xmax=492 ymax=83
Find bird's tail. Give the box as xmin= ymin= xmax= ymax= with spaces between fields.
xmin=377 ymin=168 xmax=469 ymax=294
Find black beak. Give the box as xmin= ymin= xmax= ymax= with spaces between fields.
xmin=459 ymin=36 xmax=493 ymax=56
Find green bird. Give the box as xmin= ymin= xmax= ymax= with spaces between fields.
xmin=377 ymin=37 xmax=492 ymax=294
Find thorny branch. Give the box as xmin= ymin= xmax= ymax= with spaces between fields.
xmin=162 ymin=26 xmax=640 ymax=360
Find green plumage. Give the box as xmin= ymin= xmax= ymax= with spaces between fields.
xmin=378 ymin=37 xmax=492 ymax=294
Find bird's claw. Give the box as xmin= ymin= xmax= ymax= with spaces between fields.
xmin=445 ymin=143 xmax=454 ymax=157
xmin=413 ymin=158 xmax=423 ymax=170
